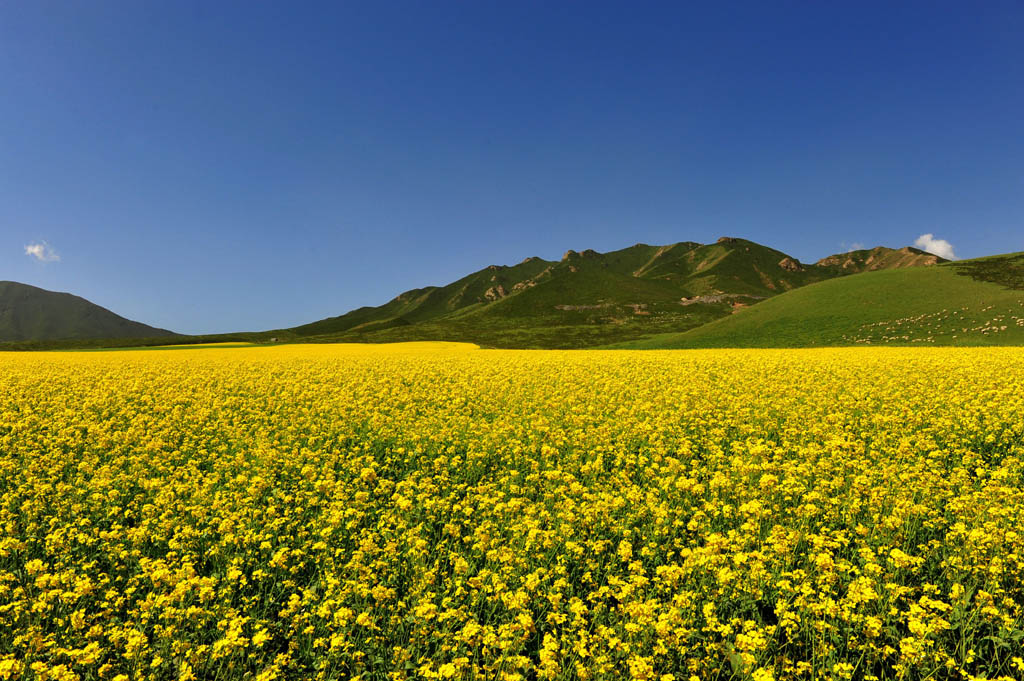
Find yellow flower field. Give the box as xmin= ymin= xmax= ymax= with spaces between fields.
xmin=1 ymin=343 xmax=1022 ymax=680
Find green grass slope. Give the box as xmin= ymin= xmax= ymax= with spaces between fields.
xmin=292 ymin=257 xmax=733 ymax=349
xmin=288 ymin=237 xmax=910 ymax=348
xmin=622 ymin=254 xmax=1024 ymax=348
xmin=289 ymin=256 xmax=555 ymax=336
xmin=0 ymin=281 xmax=179 ymax=342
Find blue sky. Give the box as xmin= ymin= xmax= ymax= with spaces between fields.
xmin=2 ymin=1 xmax=1022 ymax=334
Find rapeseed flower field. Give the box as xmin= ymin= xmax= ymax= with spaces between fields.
xmin=1 ymin=343 xmax=1022 ymax=680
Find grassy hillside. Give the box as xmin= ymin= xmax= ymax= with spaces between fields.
xmin=289 ymin=256 xmax=555 ymax=336
xmin=0 ymin=281 xmax=178 ymax=343
xmin=621 ymin=254 xmax=1024 ymax=348
xmin=285 ymin=239 xmax=942 ymax=348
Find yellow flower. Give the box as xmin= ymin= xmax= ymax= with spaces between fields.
xmin=2 ymin=343 xmax=1023 ymax=680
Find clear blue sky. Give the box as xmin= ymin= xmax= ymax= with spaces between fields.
xmin=2 ymin=1 xmax=1022 ymax=334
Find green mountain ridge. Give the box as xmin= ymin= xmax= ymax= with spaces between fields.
xmin=286 ymin=238 xmax=947 ymax=348
xmin=0 ymin=281 xmax=178 ymax=343
xmin=814 ymin=245 xmax=947 ymax=272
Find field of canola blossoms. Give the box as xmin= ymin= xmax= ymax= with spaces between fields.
xmin=1 ymin=343 xmax=1023 ymax=681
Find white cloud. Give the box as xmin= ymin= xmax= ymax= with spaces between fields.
xmin=914 ymin=233 xmax=957 ymax=260
xmin=25 ymin=241 xmax=61 ymax=262
xmin=840 ymin=241 xmax=866 ymax=252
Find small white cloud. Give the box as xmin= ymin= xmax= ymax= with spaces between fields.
xmin=840 ymin=241 xmax=866 ymax=252
xmin=914 ymin=233 xmax=957 ymax=260
xmin=25 ymin=241 xmax=61 ymax=262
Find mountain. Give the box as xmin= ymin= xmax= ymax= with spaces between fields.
xmin=815 ymin=246 xmax=944 ymax=273
xmin=0 ymin=281 xmax=178 ymax=342
xmin=620 ymin=252 xmax=1024 ymax=349
xmin=287 ymin=238 xmax=946 ymax=348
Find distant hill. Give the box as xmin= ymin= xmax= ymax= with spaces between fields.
xmin=815 ymin=245 xmax=944 ymax=273
xmin=288 ymin=238 xmax=945 ymax=348
xmin=620 ymin=252 xmax=1024 ymax=349
xmin=0 ymin=281 xmax=178 ymax=342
